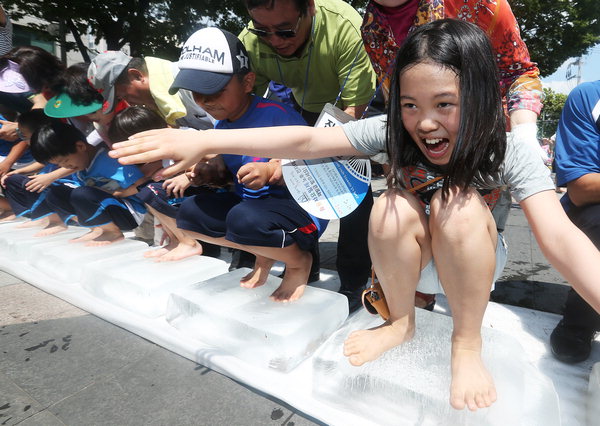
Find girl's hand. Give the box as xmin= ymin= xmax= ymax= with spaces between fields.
xmin=25 ymin=174 xmax=55 ymax=193
xmin=109 ymin=128 xmax=206 ymax=180
xmin=162 ymin=174 xmax=191 ymax=198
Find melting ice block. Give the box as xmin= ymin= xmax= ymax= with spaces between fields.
xmin=4 ymin=227 xmax=89 ymax=261
xmin=166 ymin=268 xmax=349 ymax=372
xmin=588 ymin=362 xmax=600 ymax=424
xmin=312 ymin=309 xmax=560 ymax=426
xmin=29 ymin=237 xmax=149 ymax=283
xmin=81 ymin=253 xmax=228 ymax=318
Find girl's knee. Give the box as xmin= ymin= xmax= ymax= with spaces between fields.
xmin=429 ymin=188 xmax=490 ymax=236
xmin=370 ymin=189 xmax=426 ymax=240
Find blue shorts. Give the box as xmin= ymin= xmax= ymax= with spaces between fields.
xmin=176 ymin=192 xmax=321 ymax=252
xmin=416 ymin=233 xmax=508 ymax=294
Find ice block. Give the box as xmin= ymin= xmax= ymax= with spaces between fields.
xmin=29 ymin=237 xmax=149 ymax=283
xmin=5 ymin=227 xmax=88 ymax=261
xmin=312 ymin=309 xmax=560 ymax=426
xmin=166 ymin=268 xmax=349 ymax=372
xmin=81 ymin=252 xmax=228 ymax=318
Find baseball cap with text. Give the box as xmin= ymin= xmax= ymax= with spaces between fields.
xmin=169 ymin=27 xmax=250 ymax=96
xmin=87 ymin=51 xmax=132 ymax=113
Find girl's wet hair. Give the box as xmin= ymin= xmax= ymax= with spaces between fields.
xmin=386 ymin=18 xmax=506 ymax=199
xmin=108 ymin=106 xmax=168 ymax=142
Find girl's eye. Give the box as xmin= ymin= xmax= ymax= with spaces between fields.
xmin=401 ymin=102 xmax=416 ymax=109
xmin=438 ymin=102 xmax=454 ymax=108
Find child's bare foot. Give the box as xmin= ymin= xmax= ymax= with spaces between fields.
xmin=70 ymin=228 xmax=103 ymax=243
xmin=0 ymin=212 xmax=16 ymax=222
xmin=155 ymin=241 xmax=202 ymax=262
xmin=240 ymin=256 xmax=274 ymax=289
xmin=144 ymin=246 xmax=172 ymax=258
xmin=85 ymin=229 xmax=124 ymax=246
xmin=343 ymin=317 xmax=415 ymax=366
xmin=269 ymin=252 xmax=311 ymax=302
xmin=34 ymin=223 xmax=67 ymax=237
xmin=449 ymin=342 xmax=497 ymax=411
xmin=16 ymin=217 xmax=49 ymax=228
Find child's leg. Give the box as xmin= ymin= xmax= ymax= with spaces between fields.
xmin=150 ymin=208 xmax=202 ymax=261
xmin=68 ymin=186 xmax=137 ymax=245
xmin=240 ymin=254 xmax=275 ymax=288
xmin=343 ymin=189 xmax=431 ymax=366
xmin=0 ymin=196 xmax=14 ymax=220
xmin=32 ymin=183 xmax=76 ymax=235
xmin=34 ymin=213 xmax=68 ymax=237
xmin=429 ymin=187 xmax=498 ymax=411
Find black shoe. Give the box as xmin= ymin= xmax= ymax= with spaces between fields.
xmin=202 ymin=242 xmax=221 ymax=259
xmin=550 ymin=320 xmax=596 ymax=364
xmin=228 ymin=249 xmax=256 ymax=271
xmin=339 ymin=288 xmax=364 ymax=314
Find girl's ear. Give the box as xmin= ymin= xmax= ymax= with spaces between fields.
xmin=243 ymin=72 xmax=256 ymax=94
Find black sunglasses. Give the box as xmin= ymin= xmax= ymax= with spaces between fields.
xmin=247 ymin=16 xmax=302 ymax=39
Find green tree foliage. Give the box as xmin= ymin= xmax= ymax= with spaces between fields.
xmin=4 ymin=0 xmax=600 ymax=74
xmin=510 ymin=0 xmax=600 ymax=76
xmin=539 ymin=87 xmax=568 ymax=138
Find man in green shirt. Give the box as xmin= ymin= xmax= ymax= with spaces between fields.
xmin=239 ymin=0 xmax=376 ymax=124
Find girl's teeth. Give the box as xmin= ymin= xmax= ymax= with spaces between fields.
xmin=425 ymin=138 xmax=442 ymax=144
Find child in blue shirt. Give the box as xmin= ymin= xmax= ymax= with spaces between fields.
xmin=30 ymin=121 xmax=146 ymax=245
xmin=0 ymin=110 xmax=78 ymax=229
xmin=168 ymin=27 xmax=326 ymax=302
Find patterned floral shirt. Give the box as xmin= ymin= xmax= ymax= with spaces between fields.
xmin=361 ymin=0 xmax=543 ymax=119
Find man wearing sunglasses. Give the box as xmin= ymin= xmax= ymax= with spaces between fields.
xmin=239 ymin=0 xmax=376 ymax=125
xmin=240 ymin=0 xmax=377 ymax=314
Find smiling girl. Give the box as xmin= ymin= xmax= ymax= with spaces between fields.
xmin=109 ymin=19 xmax=600 ymax=412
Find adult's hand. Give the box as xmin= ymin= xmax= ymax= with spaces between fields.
xmin=0 ymin=120 xmax=19 ymax=141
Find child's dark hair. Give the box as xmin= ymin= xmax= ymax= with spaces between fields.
xmin=386 ymin=18 xmax=506 ymax=199
xmin=17 ymin=109 xmax=55 ymax=135
xmin=244 ymin=0 xmax=309 ymax=15
xmin=30 ymin=122 xmax=86 ymax=164
xmin=52 ymin=63 xmax=104 ymax=106
xmin=108 ymin=106 xmax=168 ymax=142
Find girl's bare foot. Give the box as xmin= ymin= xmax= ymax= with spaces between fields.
xmin=70 ymin=228 xmax=103 ymax=243
xmin=34 ymin=223 xmax=68 ymax=237
xmin=240 ymin=256 xmax=274 ymax=289
xmin=343 ymin=317 xmax=415 ymax=366
xmin=449 ymin=342 xmax=497 ymax=411
xmin=155 ymin=241 xmax=202 ymax=262
xmin=85 ymin=229 xmax=124 ymax=246
xmin=269 ymin=252 xmax=311 ymax=302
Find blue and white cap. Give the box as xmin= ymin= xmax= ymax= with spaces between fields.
xmin=169 ymin=27 xmax=250 ymax=96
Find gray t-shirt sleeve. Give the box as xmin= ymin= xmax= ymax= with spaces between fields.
xmin=342 ymin=114 xmax=387 ymax=157
xmin=503 ymin=133 xmax=555 ymax=202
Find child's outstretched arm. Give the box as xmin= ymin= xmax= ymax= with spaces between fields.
xmin=521 ymin=190 xmax=600 ymax=312
xmin=109 ymin=125 xmax=360 ymax=180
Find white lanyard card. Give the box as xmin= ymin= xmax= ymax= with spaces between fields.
xmin=282 ymin=103 xmax=371 ymax=220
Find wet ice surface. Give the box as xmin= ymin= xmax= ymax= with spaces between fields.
xmin=81 ymin=252 xmax=228 ymax=318
xmin=29 ymin=237 xmax=149 ymax=283
xmin=312 ymin=309 xmax=560 ymax=426
xmin=167 ymin=268 xmax=349 ymax=372
xmin=0 ymin=226 xmax=88 ymax=260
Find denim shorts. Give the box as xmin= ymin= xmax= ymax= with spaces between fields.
xmin=416 ymin=233 xmax=508 ymax=294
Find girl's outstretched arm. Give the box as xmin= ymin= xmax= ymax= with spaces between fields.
xmin=521 ymin=190 xmax=600 ymax=312
xmin=109 ymin=125 xmax=361 ymax=180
